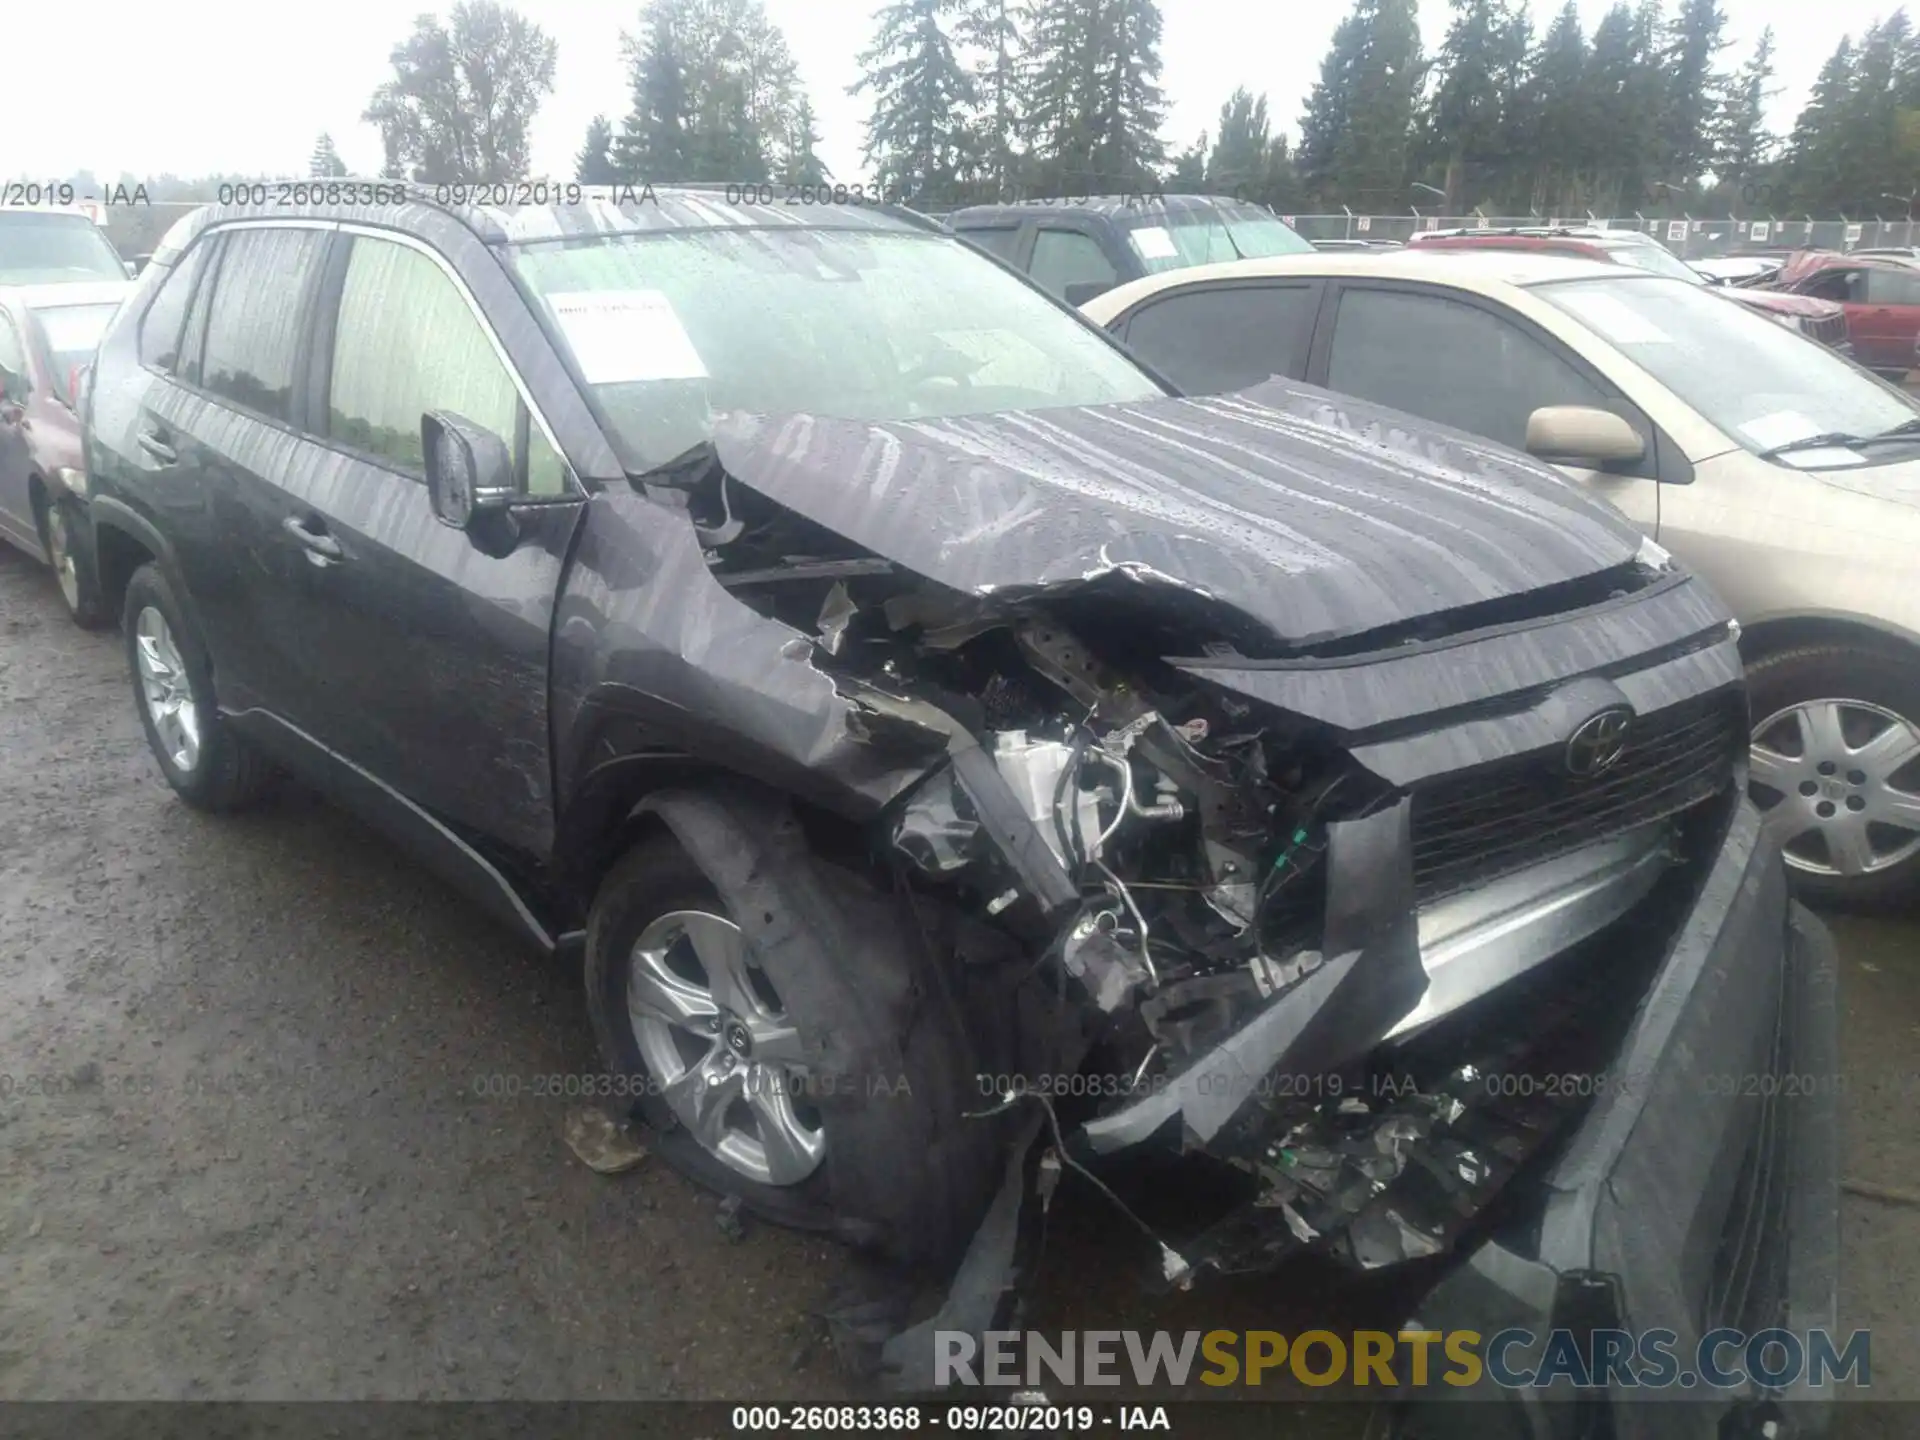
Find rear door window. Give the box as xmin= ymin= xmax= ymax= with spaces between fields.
xmin=1029 ymin=228 xmax=1120 ymax=300
xmin=1121 ymin=283 xmax=1321 ymax=394
xmin=197 ymin=228 xmax=328 ymax=423
xmin=1325 ymin=286 xmax=1612 ymax=451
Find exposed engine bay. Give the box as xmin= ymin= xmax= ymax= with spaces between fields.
xmin=685 ymin=450 xmax=1739 ymax=1289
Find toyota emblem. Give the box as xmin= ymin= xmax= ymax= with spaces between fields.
xmin=1565 ymin=707 xmax=1633 ymax=777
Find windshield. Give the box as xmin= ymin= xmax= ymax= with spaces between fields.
xmin=509 ymin=226 xmax=1164 ymax=471
xmin=1122 ymin=203 xmax=1315 ymax=272
xmin=0 ymin=213 xmax=127 ymax=284
xmin=1601 ymin=240 xmax=1706 ymax=284
xmin=1536 ymin=275 xmax=1920 ymax=466
xmin=31 ymin=301 xmax=121 ymax=392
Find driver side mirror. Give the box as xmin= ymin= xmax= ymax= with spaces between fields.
xmin=422 ymin=410 xmax=519 ymax=555
xmin=1525 ymin=405 xmax=1646 ymax=467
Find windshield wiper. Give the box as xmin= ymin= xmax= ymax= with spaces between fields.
xmin=1759 ymin=418 xmax=1920 ymax=460
xmin=1865 ymin=417 xmax=1920 ymax=443
xmin=1757 ymin=431 xmax=1871 ymax=459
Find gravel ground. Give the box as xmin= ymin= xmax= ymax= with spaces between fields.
xmin=0 ymin=543 xmax=1914 ymax=1424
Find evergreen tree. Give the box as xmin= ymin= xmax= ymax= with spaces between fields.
xmin=852 ymin=0 xmax=976 ymax=203
xmin=785 ymin=97 xmax=830 ymax=185
xmin=1839 ymin=13 xmax=1917 ymax=213
xmin=576 ymin=115 xmax=619 ymax=183
xmin=614 ymin=0 xmax=800 ymax=184
xmin=1581 ymin=2 xmax=1664 ymax=212
xmin=1017 ymin=0 xmax=1167 ymax=194
xmin=1657 ymin=0 xmax=1730 ymax=187
xmin=1421 ymin=0 xmax=1509 ymax=210
xmin=1298 ymin=10 xmax=1364 ymax=202
xmin=956 ymin=0 xmax=1023 ymax=197
xmin=309 ymin=133 xmax=349 ymax=178
xmin=1018 ymin=0 xmax=1102 ymax=191
xmin=1168 ymin=132 xmax=1208 ymax=189
xmin=1086 ymin=0 xmax=1169 ymax=188
xmin=1207 ymin=89 xmax=1273 ymax=199
xmin=1712 ymin=27 xmax=1777 ymax=183
xmin=1526 ymin=1 xmax=1592 ymax=214
xmin=1787 ymin=38 xmax=1857 ymax=212
xmin=613 ymin=3 xmax=689 ymax=179
xmin=1489 ymin=5 xmax=1536 ymax=210
xmin=1327 ymin=0 xmax=1423 ymax=209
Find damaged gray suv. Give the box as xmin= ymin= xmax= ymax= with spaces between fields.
xmin=82 ymin=188 xmax=1837 ymax=1423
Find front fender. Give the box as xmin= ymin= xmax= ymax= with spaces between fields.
xmin=549 ymin=486 xmax=951 ymax=878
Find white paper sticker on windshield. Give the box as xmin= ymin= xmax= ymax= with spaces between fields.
xmin=1130 ymin=226 xmax=1178 ymax=260
xmin=1551 ymin=289 xmax=1674 ymax=345
xmin=546 ymin=290 xmax=708 ymax=384
xmin=1739 ymin=411 xmax=1825 ymax=450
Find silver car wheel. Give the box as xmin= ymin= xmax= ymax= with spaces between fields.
xmin=626 ymin=909 xmax=825 ymax=1187
xmin=1751 ymin=697 xmax=1920 ymax=876
xmin=134 ymin=606 xmax=202 ymax=774
xmin=45 ymin=505 xmax=80 ymax=612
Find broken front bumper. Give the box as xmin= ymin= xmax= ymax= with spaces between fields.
xmin=1379 ymin=799 xmax=1841 ymax=1439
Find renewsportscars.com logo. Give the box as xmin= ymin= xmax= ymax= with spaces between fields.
xmin=934 ymin=1328 xmax=1872 ymax=1391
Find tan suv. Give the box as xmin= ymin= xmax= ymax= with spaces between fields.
xmin=1085 ymin=249 xmax=1920 ymax=905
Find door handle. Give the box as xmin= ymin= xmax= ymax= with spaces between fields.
xmin=136 ymin=431 xmax=176 ymax=465
xmin=283 ymin=514 xmax=344 ymax=563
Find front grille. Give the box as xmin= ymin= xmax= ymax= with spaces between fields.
xmin=1409 ymin=690 xmax=1742 ymax=901
xmin=1805 ymin=312 xmax=1848 ymax=348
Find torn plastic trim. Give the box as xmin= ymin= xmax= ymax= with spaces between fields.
xmin=1081 ymin=797 xmax=1423 ymax=1153
xmin=880 ymin=1113 xmax=1046 ymax=1394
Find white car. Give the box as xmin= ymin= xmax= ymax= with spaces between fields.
xmin=1084 ymin=249 xmax=1920 ymax=905
xmin=1691 ymin=255 xmax=1786 ymax=285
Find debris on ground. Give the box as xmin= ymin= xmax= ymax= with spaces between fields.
xmin=563 ymin=1107 xmax=649 ymax=1175
xmin=716 ymin=1193 xmax=748 ymax=1242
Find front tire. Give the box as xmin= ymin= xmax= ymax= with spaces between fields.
xmin=1746 ymin=643 xmax=1920 ymax=909
xmin=123 ymin=562 xmax=275 ymax=812
xmin=585 ymin=813 xmax=1001 ymax=1268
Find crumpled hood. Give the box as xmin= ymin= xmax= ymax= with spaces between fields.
xmin=1729 ymin=289 xmax=1843 ymax=319
xmin=711 ymin=379 xmax=1642 ymax=647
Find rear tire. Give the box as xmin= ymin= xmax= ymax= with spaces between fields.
xmin=39 ymin=493 xmax=107 ymax=629
xmin=585 ymin=814 xmax=1001 ymax=1269
xmin=123 ymin=562 xmax=275 ymax=812
xmin=1745 ymin=642 xmax=1920 ymax=910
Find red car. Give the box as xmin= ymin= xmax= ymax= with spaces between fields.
xmin=0 ymin=279 xmax=130 ymax=625
xmin=1407 ymin=229 xmax=1850 ymax=350
xmin=1757 ymin=249 xmax=1920 ymax=376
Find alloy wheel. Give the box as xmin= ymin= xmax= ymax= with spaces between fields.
xmin=1750 ymin=698 xmax=1920 ymax=877
xmin=134 ymin=606 xmax=202 ymax=774
xmin=625 ymin=909 xmax=826 ymax=1187
xmin=45 ymin=506 xmax=80 ymax=612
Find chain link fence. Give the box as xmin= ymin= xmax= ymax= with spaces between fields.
xmin=1284 ymin=211 xmax=1920 ymax=258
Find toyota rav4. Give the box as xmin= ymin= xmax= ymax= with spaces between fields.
xmin=81 ymin=188 xmax=1836 ymax=1431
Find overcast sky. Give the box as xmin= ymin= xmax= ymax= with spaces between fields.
xmin=7 ymin=0 xmax=1884 ymax=196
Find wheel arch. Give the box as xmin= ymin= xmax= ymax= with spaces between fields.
xmin=89 ymin=496 xmax=171 ymax=626
xmin=552 ymin=749 xmax=878 ymax=928
xmin=1738 ymin=609 xmax=1920 ymax=669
